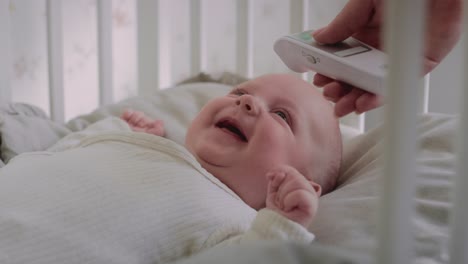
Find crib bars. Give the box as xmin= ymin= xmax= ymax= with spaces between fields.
xmin=97 ymin=0 xmax=114 ymax=106
xmin=380 ymin=1 xmax=468 ymax=263
xmin=450 ymin=0 xmax=468 ymax=263
xmin=377 ymin=1 xmax=427 ymax=263
xmin=0 ymin=0 xmax=11 ymax=105
xmin=46 ymin=0 xmax=65 ymax=122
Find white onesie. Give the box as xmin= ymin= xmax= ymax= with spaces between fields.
xmin=0 ymin=118 xmax=314 ymax=264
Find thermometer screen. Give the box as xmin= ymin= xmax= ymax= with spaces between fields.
xmin=291 ymin=31 xmax=371 ymax=57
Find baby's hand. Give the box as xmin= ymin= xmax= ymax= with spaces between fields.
xmin=265 ymin=165 xmax=321 ymax=228
xmin=121 ymin=109 xmax=165 ymax=137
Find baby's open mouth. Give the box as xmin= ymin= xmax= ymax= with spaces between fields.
xmin=216 ymin=119 xmax=248 ymax=142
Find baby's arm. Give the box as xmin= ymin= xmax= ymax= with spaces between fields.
xmin=121 ymin=109 xmax=165 ymax=137
xmin=203 ymin=166 xmax=319 ymax=248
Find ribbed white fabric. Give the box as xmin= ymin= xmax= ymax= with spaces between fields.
xmin=0 ymin=118 xmax=314 ymax=264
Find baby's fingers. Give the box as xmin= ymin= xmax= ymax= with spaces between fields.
xmin=147 ymin=120 xmax=165 ymax=137
xmin=283 ymin=189 xmax=315 ymax=212
xmin=266 ymin=171 xmax=287 ymax=208
xmin=266 ymin=171 xmax=286 ymax=194
xmin=277 ymin=177 xmax=312 ymax=205
xmin=121 ymin=109 xmax=134 ymax=120
xmin=137 ymin=116 xmax=154 ymax=127
xmin=126 ymin=111 xmax=144 ymax=125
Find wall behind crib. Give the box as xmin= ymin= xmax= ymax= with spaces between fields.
xmin=8 ymin=0 xmax=137 ymax=120
xmin=6 ymin=0 xmax=463 ymax=127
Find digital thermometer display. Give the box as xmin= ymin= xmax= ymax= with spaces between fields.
xmin=290 ymin=30 xmax=372 ymax=57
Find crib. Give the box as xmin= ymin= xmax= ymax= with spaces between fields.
xmin=0 ymin=0 xmax=467 ymax=263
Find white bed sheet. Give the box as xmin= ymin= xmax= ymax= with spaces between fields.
xmin=0 ymin=79 xmax=459 ymax=263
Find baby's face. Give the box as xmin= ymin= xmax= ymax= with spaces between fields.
xmin=185 ymin=74 xmax=337 ymax=209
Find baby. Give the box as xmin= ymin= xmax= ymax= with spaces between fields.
xmin=0 ymin=73 xmax=342 ymax=264
xmin=122 ymin=73 xmax=342 ymax=228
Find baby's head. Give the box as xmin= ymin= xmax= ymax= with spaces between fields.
xmin=185 ymin=73 xmax=342 ymax=209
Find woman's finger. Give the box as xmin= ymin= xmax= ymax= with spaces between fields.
xmin=313 ymin=74 xmax=334 ymax=87
xmin=334 ymin=88 xmax=365 ymax=117
xmin=355 ymin=92 xmax=383 ymax=114
xmin=322 ymin=81 xmax=352 ymax=101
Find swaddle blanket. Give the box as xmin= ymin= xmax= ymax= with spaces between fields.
xmin=0 ymin=118 xmax=313 ymax=264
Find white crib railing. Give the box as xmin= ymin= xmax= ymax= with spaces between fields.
xmin=0 ymin=0 xmax=11 ymax=106
xmin=236 ymin=0 xmax=253 ymax=78
xmin=97 ymin=0 xmax=114 ymax=106
xmin=46 ymin=0 xmax=65 ymax=123
xmin=450 ymin=1 xmax=468 ymax=263
xmin=136 ymin=0 xmax=159 ymax=97
xmin=190 ymin=0 xmax=203 ymax=77
xmin=378 ymin=0 xmax=427 ymax=263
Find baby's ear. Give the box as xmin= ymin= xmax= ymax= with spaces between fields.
xmin=309 ymin=180 xmax=322 ymax=197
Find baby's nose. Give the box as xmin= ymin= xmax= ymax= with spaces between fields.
xmin=236 ymin=95 xmax=259 ymax=116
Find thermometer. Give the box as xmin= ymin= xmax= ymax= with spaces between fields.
xmin=274 ymin=30 xmax=387 ymax=95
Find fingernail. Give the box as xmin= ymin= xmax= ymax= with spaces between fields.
xmin=312 ymin=27 xmax=326 ymax=44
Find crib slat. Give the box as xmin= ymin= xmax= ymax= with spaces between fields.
xmin=377 ymin=1 xmax=427 ymax=264
xmin=449 ymin=0 xmax=468 ymax=262
xmin=201 ymin=0 xmax=237 ymax=74
xmin=0 ymin=0 xmax=11 ymax=105
xmin=236 ymin=0 xmax=253 ymax=78
xmin=137 ymin=0 xmax=159 ymax=95
xmin=289 ymin=0 xmax=309 ymax=81
xmin=46 ymin=0 xmax=65 ymax=122
xmin=97 ymin=0 xmax=113 ymax=105
xmin=422 ymin=75 xmax=430 ymax=113
xmin=190 ymin=0 xmax=203 ymax=75
xmin=289 ymin=0 xmax=308 ymax=34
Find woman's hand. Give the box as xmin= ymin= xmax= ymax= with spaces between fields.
xmin=312 ymin=0 xmax=462 ymax=117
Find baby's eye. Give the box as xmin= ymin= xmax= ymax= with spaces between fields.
xmin=274 ymin=110 xmax=289 ymax=122
xmin=231 ymin=88 xmax=246 ymax=96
